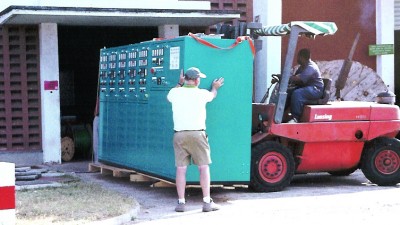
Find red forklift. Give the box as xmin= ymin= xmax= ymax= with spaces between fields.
xmin=248 ymin=22 xmax=400 ymax=192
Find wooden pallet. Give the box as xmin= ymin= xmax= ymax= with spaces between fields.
xmin=88 ymin=163 xmax=175 ymax=187
xmin=89 ymin=163 xmax=134 ymax=178
xmin=88 ymin=163 xmax=248 ymax=189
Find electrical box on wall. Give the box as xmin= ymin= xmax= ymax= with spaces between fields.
xmin=98 ymin=35 xmax=254 ymax=184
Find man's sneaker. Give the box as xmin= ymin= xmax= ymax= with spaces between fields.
xmin=202 ymin=199 xmax=220 ymax=212
xmin=175 ymin=202 xmax=186 ymax=212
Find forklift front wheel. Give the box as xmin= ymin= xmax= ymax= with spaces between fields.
xmin=250 ymin=141 xmax=295 ymax=192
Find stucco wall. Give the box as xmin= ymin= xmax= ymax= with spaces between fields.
xmin=282 ymin=0 xmax=377 ymax=71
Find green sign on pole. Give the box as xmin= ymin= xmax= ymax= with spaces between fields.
xmin=369 ymin=44 xmax=394 ymax=56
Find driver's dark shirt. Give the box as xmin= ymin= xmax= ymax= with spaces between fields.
xmin=295 ymin=61 xmax=323 ymax=91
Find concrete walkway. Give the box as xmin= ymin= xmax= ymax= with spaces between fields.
xmin=20 ymin=160 xmax=400 ymax=225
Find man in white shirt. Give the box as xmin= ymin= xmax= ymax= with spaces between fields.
xmin=167 ymin=67 xmax=224 ymax=212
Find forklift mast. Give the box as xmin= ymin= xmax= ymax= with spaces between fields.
xmin=272 ymin=26 xmax=308 ymax=124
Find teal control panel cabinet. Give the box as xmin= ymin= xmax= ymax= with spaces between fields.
xmin=98 ymin=35 xmax=253 ymax=183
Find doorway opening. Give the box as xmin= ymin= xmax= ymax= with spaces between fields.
xmin=58 ymin=25 xmax=158 ymax=161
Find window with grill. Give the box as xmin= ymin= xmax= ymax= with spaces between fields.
xmin=0 ymin=26 xmax=41 ymax=151
xmin=208 ymin=0 xmax=253 ymax=33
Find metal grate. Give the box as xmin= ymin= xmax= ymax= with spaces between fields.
xmin=208 ymin=0 xmax=253 ymax=33
xmin=0 ymin=26 xmax=41 ymax=151
xmin=179 ymin=0 xmax=252 ymax=35
xmin=210 ymin=0 xmax=252 ymax=19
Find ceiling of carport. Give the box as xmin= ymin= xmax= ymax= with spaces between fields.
xmin=0 ymin=6 xmax=240 ymax=27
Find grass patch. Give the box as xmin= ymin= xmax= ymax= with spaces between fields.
xmin=16 ymin=180 xmax=135 ymax=225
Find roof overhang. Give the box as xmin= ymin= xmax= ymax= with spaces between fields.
xmin=0 ymin=6 xmax=240 ymax=27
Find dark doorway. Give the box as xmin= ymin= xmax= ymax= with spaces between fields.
xmin=58 ymin=25 xmax=158 ymax=122
xmin=58 ymin=25 xmax=158 ymax=160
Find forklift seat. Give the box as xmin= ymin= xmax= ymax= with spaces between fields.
xmin=305 ymin=78 xmax=332 ymax=105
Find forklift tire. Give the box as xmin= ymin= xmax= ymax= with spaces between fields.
xmin=250 ymin=141 xmax=295 ymax=192
xmin=361 ymin=137 xmax=400 ymax=186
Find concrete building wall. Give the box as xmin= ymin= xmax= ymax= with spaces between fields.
xmin=39 ymin=23 xmax=61 ymax=163
xmin=282 ymin=0 xmax=377 ymax=70
xmin=253 ymin=0 xmax=282 ymax=102
xmin=282 ymin=0 xmax=394 ymax=92
xmin=376 ymin=0 xmax=394 ymax=91
xmin=253 ymin=0 xmax=394 ymax=99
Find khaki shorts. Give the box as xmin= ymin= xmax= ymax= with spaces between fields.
xmin=173 ymin=131 xmax=211 ymax=167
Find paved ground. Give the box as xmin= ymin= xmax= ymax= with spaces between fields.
xmin=35 ymin=161 xmax=400 ymax=225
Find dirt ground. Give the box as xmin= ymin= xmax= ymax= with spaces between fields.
xmin=15 ymin=162 xmax=136 ymax=225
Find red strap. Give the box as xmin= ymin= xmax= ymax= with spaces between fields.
xmin=188 ymin=33 xmax=255 ymax=57
xmin=0 ymin=186 xmax=15 ymax=210
xmin=239 ymin=36 xmax=256 ymax=56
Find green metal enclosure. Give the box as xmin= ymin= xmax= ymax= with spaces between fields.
xmin=98 ymin=35 xmax=253 ymax=183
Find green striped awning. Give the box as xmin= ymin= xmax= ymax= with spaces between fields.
xmin=254 ymin=21 xmax=338 ymax=37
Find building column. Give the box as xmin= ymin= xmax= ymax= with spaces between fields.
xmin=376 ymin=0 xmax=394 ymax=91
xmin=253 ymin=0 xmax=282 ymax=102
xmin=39 ymin=23 xmax=61 ymax=163
xmin=158 ymin=24 xmax=179 ymax=39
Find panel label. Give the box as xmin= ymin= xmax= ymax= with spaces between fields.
xmin=368 ymin=44 xmax=394 ymax=56
xmin=169 ymin=46 xmax=180 ymax=70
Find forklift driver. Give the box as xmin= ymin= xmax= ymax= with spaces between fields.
xmin=287 ymin=48 xmax=324 ymax=123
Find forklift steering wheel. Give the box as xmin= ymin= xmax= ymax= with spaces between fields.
xmin=271 ymin=74 xmax=281 ymax=84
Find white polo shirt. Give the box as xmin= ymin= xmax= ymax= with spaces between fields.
xmin=167 ymin=86 xmax=214 ymax=131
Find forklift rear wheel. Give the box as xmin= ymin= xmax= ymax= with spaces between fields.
xmin=361 ymin=138 xmax=400 ymax=186
xmin=250 ymin=141 xmax=295 ymax=192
